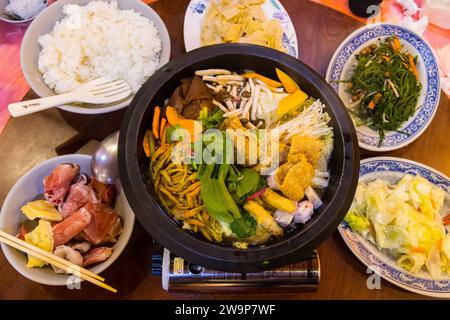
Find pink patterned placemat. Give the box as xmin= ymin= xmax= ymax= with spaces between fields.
xmin=0 ymin=21 xmax=29 ymax=134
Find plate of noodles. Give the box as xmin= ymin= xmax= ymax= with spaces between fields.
xmin=183 ymin=0 xmax=298 ymax=58
xmin=339 ymin=157 xmax=450 ymax=297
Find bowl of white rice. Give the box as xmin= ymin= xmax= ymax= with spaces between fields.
xmin=20 ymin=0 xmax=170 ymax=114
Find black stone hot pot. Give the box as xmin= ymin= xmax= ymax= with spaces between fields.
xmin=118 ymin=44 xmax=360 ymax=272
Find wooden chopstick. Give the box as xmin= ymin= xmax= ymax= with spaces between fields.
xmin=0 ymin=230 xmax=104 ymax=281
xmin=0 ymin=231 xmax=117 ymax=293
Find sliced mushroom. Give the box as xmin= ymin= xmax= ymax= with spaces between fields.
xmin=202 ymin=76 xmax=218 ymax=82
xmin=239 ymin=97 xmax=248 ymax=109
xmin=225 ymin=99 xmax=235 ymax=111
xmin=216 ymin=75 xmax=245 ymax=82
xmin=251 ymin=85 xmax=261 ymax=121
xmin=218 ymin=81 xmax=243 ymax=86
xmin=223 ymin=109 xmax=244 ymax=118
xmin=195 ymin=69 xmax=231 ymax=76
xmin=242 ymin=99 xmax=253 ymax=120
xmin=212 ymin=99 xmax=229 ymax=113
xmin=255 ymin=79 xmax=285 ymax=92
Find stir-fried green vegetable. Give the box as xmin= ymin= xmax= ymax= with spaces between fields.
xmin=199 ymin=107 xmax=224 ymax=130
xmin=344 ymin=35 xmax=422 ymax=144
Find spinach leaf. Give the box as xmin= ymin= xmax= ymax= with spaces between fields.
xmin=227 ymin=167 xmax=266 ymax=204
xmin=198 ymin=163 xmax=241 ymax=223
xmin=230 ymin=210 xmax=257 ymax=238
xmin=236 ymin=168 xmax=262 ymax=199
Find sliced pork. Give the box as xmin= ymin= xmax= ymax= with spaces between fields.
xmin=90 ymin=179 xmax=115 ymax=206
xmin=81 ymin=202 xmax=121 ymax=245
xmin=53 ymin=207 xmax=91 ymax=247
xmin=43 ymin=163 xmax=79 ymax=205
xmin=60 ymin=183 xmax=98 ymax=218
xmin=82 ymin=247 xmax=113 ymax=267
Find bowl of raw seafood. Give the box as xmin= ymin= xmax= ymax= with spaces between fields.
xmin=0 ymin=154 xmax=135 ymax=286
xmin=20 ymin=0 xmax=170 ymax=114
xmin=119 ymin=44 xmax=360 ymax=272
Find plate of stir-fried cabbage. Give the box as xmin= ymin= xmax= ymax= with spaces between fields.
xmin=142 ymin=67 xmax=334 ymax=248
xmin=340 ymin=157 xmax=450 ymax=297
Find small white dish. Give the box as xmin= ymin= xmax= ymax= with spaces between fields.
xmin=183 ymin=0 xmax=298 ymax=58
xmin=339 ymin=157 xmax=450 ymax=298
xmin=326 ymin=23 xmax=441 ymax=152
xmin=0 ymin=0 xmax=47 ymax=24
xmin=20 ymin=0 xmax=171 ymax=115
xmin=0 ymin=154 xmax=135 ymax=286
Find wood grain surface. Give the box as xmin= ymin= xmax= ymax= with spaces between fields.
xmin=0 ymin=0 xmax=449 ymax=299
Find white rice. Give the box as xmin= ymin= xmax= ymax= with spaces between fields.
xmin=38 ymin=1 xmax=162 ymax=94
xmin=6 ymin=0 xmax=46 ymax=19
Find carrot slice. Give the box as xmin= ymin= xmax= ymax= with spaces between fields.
xmin=242 ymin=72 xmax=282 ymax=88
xmin=392 ymin=36 xmax=401 ymax=53
xmin=367 ymin=100 xmax=376 ymax=110
xmin=152 ymin=106 xmax=161 ymax=139
xmin=408 ymin=55 xmax=419 ymax=80
xmin=159 ymin=117 xmax=167 ymax=140
xmin=443 ymin=214 xmax=450 ymax=226
xmin=382 ymin=55 xmax=390 ymax=63
xmin=410 ymin=247 xmax=426 ymax=253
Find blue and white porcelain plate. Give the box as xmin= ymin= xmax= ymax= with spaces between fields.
xmin=339 ymin=157 xmax=450 ymax=298
xmin=326 ymin=24 xmax=441 ymax=151
xmin=183 ymin=0 xmax=298 ymax=58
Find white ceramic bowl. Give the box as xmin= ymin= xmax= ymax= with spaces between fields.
xmin=0 ymin=0 xmax=48 ymax=24
xmin=20 ymin=0 xmax=171 ymax=114
xmin=0 ymin=154 xmax=135 ymax=286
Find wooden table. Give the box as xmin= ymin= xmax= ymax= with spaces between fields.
xmin=0 ymin=0 xmax=449 ymax=300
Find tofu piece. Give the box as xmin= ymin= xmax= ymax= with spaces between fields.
xmin=288 ymin=135 xmax=324 ymax=167
xmin=305 ymin=186 xmax=323 ymax=209
xmin=244 ymin=201 xmax=283 ymax=236
xmin=274 ymin=210 xmax=294 ymax=227
xmin=261 ymin=188 xmax=297 ymax=213
xmin=293 ymin=200 xmax=314 ymax=224
xmin=276 ymin=155 xmax=314 ymax=201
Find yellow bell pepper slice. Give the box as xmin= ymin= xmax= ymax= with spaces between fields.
xmin=276 ymin=68 xmax=299 ymax=93
xmin=276 ymin=89 xmax=308 ymax=117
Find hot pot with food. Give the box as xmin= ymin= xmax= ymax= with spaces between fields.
xmin=118 ymin=44 xmax=359 ymax=272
